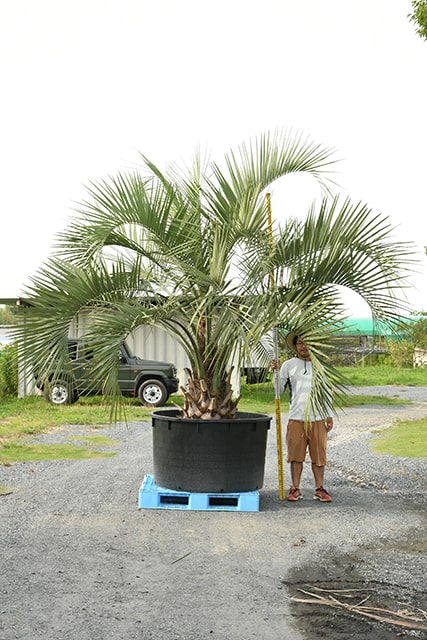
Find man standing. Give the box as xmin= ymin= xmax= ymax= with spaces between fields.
xmin=273 ymin=333 xmax=333 ymax=503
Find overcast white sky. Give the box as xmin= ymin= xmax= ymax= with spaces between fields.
xmin=1 ymin=0 xmax=426 ymax=316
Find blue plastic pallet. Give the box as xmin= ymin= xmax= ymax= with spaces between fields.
xmin=138 ymin=474 xmax=259 ymax=512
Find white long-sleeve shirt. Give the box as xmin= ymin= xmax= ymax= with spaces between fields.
xmin=279 ymin=356 xmax=331 ymax=421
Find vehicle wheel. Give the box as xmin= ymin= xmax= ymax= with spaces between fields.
xmin=45 ymin=380 xmax=77 ymax=405
xmin=138 ymin=379 xmax=168 ymax=407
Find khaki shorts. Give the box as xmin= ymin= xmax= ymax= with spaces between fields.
xmin=286 ymin=419 xmax=328 ymax=466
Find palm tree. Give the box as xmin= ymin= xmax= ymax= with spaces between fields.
xmin=16 ymin=130 xmax=414 ymax=419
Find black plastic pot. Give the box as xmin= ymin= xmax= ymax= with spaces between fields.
xmin=151 ymin=410 xmax=271 ymax=493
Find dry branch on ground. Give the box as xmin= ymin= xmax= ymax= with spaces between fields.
xmin=287 ymin=584 xmax=427 ymax=631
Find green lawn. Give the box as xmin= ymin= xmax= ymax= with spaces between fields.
xmin=336 ymin=364 xmax=427 ymax=387
xmin=372 ymin=419 xmax=427 ymax=458
xmin=0 ymin=395 xmax=152 ymax=466
xmin=0 ymin=395 xmax=153 ymax=440
xmin=0 ymin=441 xmax=117 ymax=465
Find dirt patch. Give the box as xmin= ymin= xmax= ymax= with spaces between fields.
xmin=285 ymin=550 xmax=427 ymax=640
xmin=286 ymin=581 xmax=426 ymax=639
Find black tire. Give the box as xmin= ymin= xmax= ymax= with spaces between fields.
xmin=45 ymin=380 xmax=77 ymax=405
xmin=138 ymin=379 xmax=168 ymax=407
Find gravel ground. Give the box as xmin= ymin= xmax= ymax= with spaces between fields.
xmin=1 ymin=386 xmax=426 ymax=640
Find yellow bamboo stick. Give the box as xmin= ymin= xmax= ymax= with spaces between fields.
xmin=266 ymin=193 xmax=285 ymax=500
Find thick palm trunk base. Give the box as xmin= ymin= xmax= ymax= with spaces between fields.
xmin=179 ymin=367 xmax=240 ymax=420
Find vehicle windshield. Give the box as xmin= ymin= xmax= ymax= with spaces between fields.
xmin=121 ymin=342 xmax=133 ymax=358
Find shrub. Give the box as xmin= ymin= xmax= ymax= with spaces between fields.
xmin=386 ymin=339 xmax=413 ymax=369
xmin=0 ymin=342 xmax=18 ymax=397
xmin=406 ymin=315 xmax=427 ymax=349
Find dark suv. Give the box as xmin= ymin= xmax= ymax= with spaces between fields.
xmin=39 ymin=339 xmax=179 ymax=407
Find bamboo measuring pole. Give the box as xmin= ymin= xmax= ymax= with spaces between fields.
xmin=266 ymin=193 xmax=285 ymax=500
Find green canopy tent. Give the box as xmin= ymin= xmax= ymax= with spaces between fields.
xmin=333 ymin=317 xmax=400 ymax=338
xmin=333 ymin=316 xmax=420 ymax=338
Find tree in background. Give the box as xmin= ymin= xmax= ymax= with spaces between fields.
xmin=386 ymin=339 xmax=414 ymax=368
xmin=0 ymin=342 xmax=18 ymax=397
xmin=406 ymin=314 xmax=427 ymax=349
xmin=0 ymin=306 xmax=15 ymax=325
xmin=408 ymin=0 xmax=427 ymax=40
xmin=386 ymin=314 xmax=427 ymax=368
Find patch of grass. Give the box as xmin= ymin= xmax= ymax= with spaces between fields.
xmin=0 ymin=441 xmax=116 ymax=465
xmin=0 ymin=395 xmax=177 ymax=464
xmin=237 ymin=382 xmax=409 ymax=412
xmin=371 ymin=418 xmax=427 ymax=458
xmin=340 ymin=394 xmax=410 ymax=407
xmin=238 ymin=382 xmax=280 ymax=413
xmin=70 ymin=434 xmax=119 ymax=447
xmin=0 ymin=483 xmax=13 ymax=495
xmin=337 ymin=365 xmax=427 ymax=387
xmin=0 ymin=395 xmax=153 ymax=441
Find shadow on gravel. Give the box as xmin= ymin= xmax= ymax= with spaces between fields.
xmin=260 ymin=486 xmax=425 ymax=513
